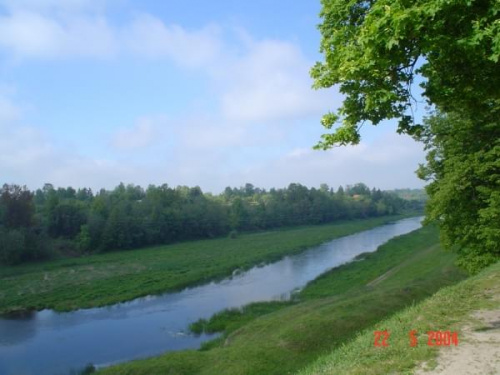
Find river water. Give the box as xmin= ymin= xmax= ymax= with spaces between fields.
xmin=0 ymin=216 xmax=423 ymax=375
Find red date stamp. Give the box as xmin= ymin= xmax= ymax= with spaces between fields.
xmin=373 ymin=330 xmax=390 ymax=347
xmin=427 ymin=330 xmax=459 ymax=346
xmin=374 ymin=330 xmax=459 ymax=347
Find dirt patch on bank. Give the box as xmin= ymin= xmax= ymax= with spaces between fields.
xmin=415 ymin=308 xmax=500 ymax=374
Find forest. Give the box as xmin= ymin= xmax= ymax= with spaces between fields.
xmin=0 ymin=182 xmax=422 ymax=265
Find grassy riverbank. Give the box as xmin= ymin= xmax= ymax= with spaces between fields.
xmin=98 ymin=224 xmax=467 ymax=375
xmin=0 ymin=215 xmax=409 ymax=314
xmin=299 ymin=260 xmax=500 ymax=374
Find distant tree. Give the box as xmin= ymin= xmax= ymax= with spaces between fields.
xmin=0 ymin=180 xmax=410 ymax=264
xmin=0 ymin=227 xmax=25 ymax=264
xmin=229 ymin=197 xmax=249 ymax=230
xmin=48 ymin=201 xmax=86 ymax=239
xmin=348 ymin=183 xmax=371 ymax=197
xmin=76 ymin=188 xmax=93 ymax=201
xmin=223 ymin=187 xmax=234 ymax=199
xmin=1 ymin=184 xmax=35 ymax=229
xmin=243 ymin=183 xmax=255 ymax=196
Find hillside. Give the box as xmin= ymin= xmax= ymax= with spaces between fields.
xmin=298 ymin=261 xmax=500 ymax=374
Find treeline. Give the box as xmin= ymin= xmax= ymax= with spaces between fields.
xmin=388 ymin=189 xmax=428 ymax=202
xmin=0 ymin=182 xmax=423 ymax=265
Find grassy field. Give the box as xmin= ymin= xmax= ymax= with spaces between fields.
xmin=0 ymin=215 xmax=407 ymax=314
xmin=298 ymin=261 xmax=500 ymax=374
xmin=98 ymin=224 xmax=467 ymax=375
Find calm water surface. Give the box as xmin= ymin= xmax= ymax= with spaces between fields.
xmin=0 ymin=216 xmax=423 ymax=375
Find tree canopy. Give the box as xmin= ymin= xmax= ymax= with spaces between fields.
xmin=312 ymin=0 xmax=500 ymax=273
xmin=0 ymin=182 xmax=421 ymax=265
xmin=417 ymin=112 xmax=499 ymax=273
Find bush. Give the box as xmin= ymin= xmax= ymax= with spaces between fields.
xmin=0 ymin=227 xmax=52 ymax=265
xmin=228 ymin=230 xmax=238 ymax=239
xmin=0 ymin=227 xmax=24 ymax=265
xmin=79 ymin=364 xmax=96 ymax=375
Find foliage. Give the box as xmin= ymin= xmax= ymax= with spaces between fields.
xmin=189 ymin=301 xmax=293 ymax=335
xmin=0 ymin=184 xmax=50 ymax=264
xmin=312 ymin=0 xmax=500 ymax=272
xmin=312 ymin=0 xmax=499 ymax=144
xmin=417 ymin=112 xmax=500 ymax=274
xmin=388 ymin=188 xmax=427 ymax=202
xmin=70 ymin=364 xmax=96 ymax=375
xmin=1 ymin=184 xmax=34 ymax=229
xmin=0 ymin=182 xmax=418 ymax=265
xmin=0 ymin=227 xmax=51 ymax=265
xmin=0 ymin=227 xmax=25 ymax=265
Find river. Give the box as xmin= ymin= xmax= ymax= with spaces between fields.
xmin=0 ymin=216 xmax=423 ymax=375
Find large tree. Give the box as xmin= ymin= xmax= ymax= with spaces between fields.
xmin=417 ymin=112 xmax=499 ymax=273
xmin=312 ymin=0 xmax=500 ymax=273
xmin=1 ymin=184 xmax=35 ymax=229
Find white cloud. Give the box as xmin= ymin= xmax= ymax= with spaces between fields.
xmin=0 ymin=4 xmax=221 ymax=65
xmin=124 ymin=14 xmax=222 ymax=68
xmin=0 ymin=89 xmax=426 ymax=192
xmin=0 ymin=0 xmax=100 ymax=13
xmin=217 ymin=39 xmax=337 ymax=123
xmin=111 ymin=115 xmax=167 ymax=151
xmin=0 ymin=1 xmax=337 ymax=124
xmin=0 ymin=124 xmax=53 ymax=170
xmin=230 ymin=132 xmax=426 ymax=191
xmin=0 ymin=10 xmax=116 ymax=59
xmin=44 ymin=156 xmax=154 ymax=190
xmin=0 ymin=95 xmax=21 ymax=123
xmin=0 ymin=126 xmax=156 ymax=190
xmin=0 ymin=91 xmax=157 ymax=190
xmin=0 ymin=96 xmax=56 ymax=182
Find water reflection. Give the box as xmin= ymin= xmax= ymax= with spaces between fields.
xmin=0 ymin=312 xmax=38 ymax=346
xmin=0 ymin=217 xmax=422 ymax=375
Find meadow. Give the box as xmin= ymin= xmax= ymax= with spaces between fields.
xmin=299 ymin=259 xmax=500 ymax=374
xmin=0 ymin=215 xmax=406 ymax=314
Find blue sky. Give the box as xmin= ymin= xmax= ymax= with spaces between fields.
xmin=0 ymin=0 xmax=425 ymax=192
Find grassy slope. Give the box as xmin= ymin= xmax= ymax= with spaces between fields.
xmin=298 ymin=261 xmax=500 ymax=375
xmin=98 ymin=225 xmax=466 ymax=375
xmin=0 ymin=215 xmax=405 ymax=313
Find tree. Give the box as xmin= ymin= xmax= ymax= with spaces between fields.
xmin=1 ymin=184 xmax=35 ymax=229
xmin=0 ymin=227 xmax=25 ymax=265
xmin=417 ymin=112 xmax=500 ymax=273
xmin=312 ymin=0 xmax=500 ymax=272
xmin=0 ymin=180 xmax=412 ymax=264
xmin=312 ymin=0 xmax=499 ymax=146
xmin=48 ymin=201 xmax=86 ymax=238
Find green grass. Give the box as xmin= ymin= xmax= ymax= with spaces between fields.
xmin=189 ymin=300 xmax=293 ymax=335
xmin=298 ymin=262 xmax=500 ymax=375
xmin=0 ymin=215 xmax=406 ymax=314
xmin=97 ymin=225 xmax=468 ymax=375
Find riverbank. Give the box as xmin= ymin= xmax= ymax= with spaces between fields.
xmin=299 ymin=260 xmax=500 ymax=374
xmin=98 ymin=224 xmax=467 ymax=375
xmin=0 ymin=215 xmax=412 ymax=314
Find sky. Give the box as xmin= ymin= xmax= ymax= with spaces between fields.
xmin=0 ymin=0 xmax=427 ymax=193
